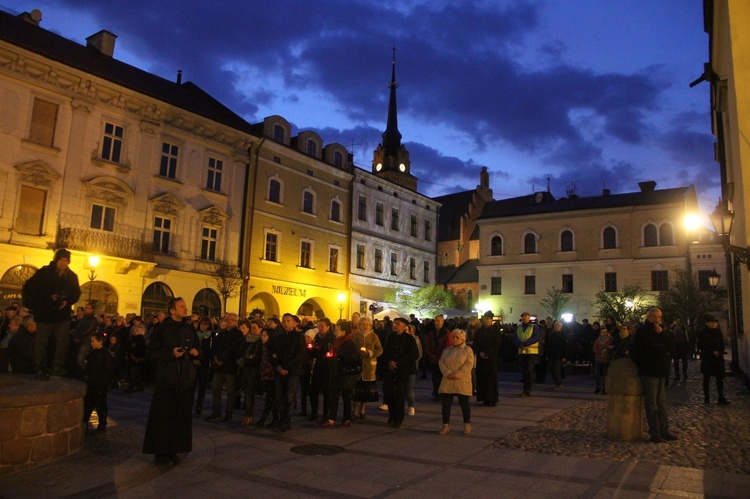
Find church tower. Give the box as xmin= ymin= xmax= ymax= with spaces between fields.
xmin=372 ymin=48 xmax=417 ymax=191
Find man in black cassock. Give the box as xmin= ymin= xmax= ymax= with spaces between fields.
xmin=142 ymin=297 xmax=200 ymax=465
xmin=473 ymin=311 xmax=500 ymax=406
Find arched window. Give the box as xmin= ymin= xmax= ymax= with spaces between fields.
xmin=141 ymin=282 xmax=173 ymax=317
xmin=330 ymin=199 xmax=341 ymax=222
xmin=560 ymin=230 xmax=574 ymax=251
xmin=643 ymin=223 xmax=658 ymax=247
xmin=524 ymin=233 xmax=537 ymax=254
xmin=302 ymin=189 xmax=315 ymax=215
xmin=193 ymin=288 xmax=221 ymax=317
xmin=268 ymin=178 xmax=281 ymax=204
xmin=659 ymin=223 xmax=674 ymax=246
xmin=602 ymin=226 xmax=617 ymax=249
xmin=491 ymin=235 xmax=503 ymax=256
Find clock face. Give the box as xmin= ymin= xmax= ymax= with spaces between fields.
xmin=376 ymin=163 xmax=383 ymax=171
xmin=399 ymin=163 xmax=406 ymax=172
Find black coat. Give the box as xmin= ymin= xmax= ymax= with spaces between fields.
xmin=382 ymin=331 xmax=419 ymax=381
xmin=146 ymin=317 xmax=200 ymax=390
xmin=85 ymin=347 xmax=114 ymax=386
xmin=210 ymin=327 xmax=244 ymax=374
xmin=22 ymin=262 xmax=80 ymax=323
xmin=272 ymin=329 xmax=307 ymax=376
xmin=310 ymin=331 xmax=336 ymax=382
xmin=632 ymin=321 xmax=674 ymax=378
xmin=698 ymin=326 xmax=725 ymax=377
xmin=545 ymin=329 xmax=568 ymax=361
xmin=473 ymin=325 xmax=500 ymax=367
xmin=8 ymin=327 xmax=35 ymax=373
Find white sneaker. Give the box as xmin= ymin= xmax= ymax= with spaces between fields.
xmin=408 ymin=407 xmax=415 ymax=416
xmin=378 ymin=404 xmax=389 ymax=411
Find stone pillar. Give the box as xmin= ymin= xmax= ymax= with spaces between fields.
xmin=606 ymin=358 xmax=643 ymax=441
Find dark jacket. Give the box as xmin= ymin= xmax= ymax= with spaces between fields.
xmin=473 ymin=325 xmax=500 ymax=366
xmin=8 ymin=327 xmax=35 ymax=373
xmin=85 ymin=346 xmax=114 ymax=386
xmin=71 ymin=314 xmax=99 ymax=343
xmin=698 ymin=326 xmax=725 ymax=377
xmin=382 ymin=331 xmax=419 ymax=381
xmin=210 ymin=327 xmax=244 ymax=374
xmin=331 ymin=334 xmax=361 ymax=390
xmin=310 ymin=330 xmax=336 ymax=382
xmin=272 ymin=329 xmax=307 ymax=376
xmin=545 ymin=329 xmax=568 ymax=361
xmin=146 ymin=317 xmax=200 ymax=390
xmin=22 ymin=262 xmax=80 ymax=323
xmin=632 ymin=321 xmax=674 ymax=378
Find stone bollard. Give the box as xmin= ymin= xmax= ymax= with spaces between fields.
xmin=606 ymin=358 xmax=643 ymax=441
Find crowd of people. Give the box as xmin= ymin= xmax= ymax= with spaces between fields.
xmin=0 ymin=248 xmax=732 ymax=463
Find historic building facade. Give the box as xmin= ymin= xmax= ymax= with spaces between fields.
xmin=349 ymin=54 xmax=439 ymax=313
xmin=0 ymin=9 xmax=256 ymax=315
xmin=474 ymin=182 xmax=704 ymax=321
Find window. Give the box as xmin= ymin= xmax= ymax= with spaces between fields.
xmin=206 ymin=157 xmax=223 ymax=192
xmin=299 ymin=241 xmax=312 ymax=268
xmin=375 ymin=202 xmax=384 ymax=226
xmin=264 ymin=232 xmax=279 ymax=262
xmin=560 ymin=230 xmax=574 ymax=251
xmin=200 ymin=226 xmax=217 ymax=261
xmin=328 ymin=247 xmax=339 ymax=273
xmin=491 ymin=277 xmax=502 ymax=295
xmin=101 ymin=122 xmax=123 ymax=163
xmin=643 ymin=223 xmax=658 ymax=247
xmin=491 ymin=236 xmax=503 ymax=256
xmin=423 ymin=261 xmax=430 ymax=283
xmin=525 ymin=275 xmax=536 ymax=295
xmin=357 ymin=196 xmax=367 ymax=221
xmin=562 ymin=274 xmax=574 ymax=293
xmin=268 ymin=178 xmax=281 ymax=204
xmin=524 ymin=233 xmax=537 ymax=254
xmin=410 ymin=215 xmax=418 ymax=237
xmin=90 ymin=204 xmax=115 ymax=232
xmin=159 ymin=142 xmax=179 ymax=179
xmin=153 ymin=216 xmax=171 ymax=254
xmin=409 ymin=258 xmax=416 ymax=279
xmin=659 ymin=224 xmax=674 ymax=246
xmin=391 ymin=208 xmax=399 ymax=231
xmin=603 ymin=227 xmax=617 ymax=249
xmin=375 ymin=249 xmax=383 ymax=273
xmin=330 ymin=199 xmax=341 ymax=222
xmin=651 ymin=270 xmax=669 ymax=291
xmin=28 ymin=98 xmax=58 ymax=146
xmin=390 ymin=253 xmax=398 ymax=275
xmin=273 ymin=125 xmax=284 ymax=143
xmin=605 ymin=272 xmax=617 ymax=292
xmin=424 ymin=220 xmax=432 ymax=241
xmin=302 ymin=190 xmax=315 ymax=214
xmin=333 ymin=151 xmax=342 ymax=167
xmin=356 ymin=245 xmax=365 ymax=269
xmin=306 ymin=139 xmax=316 ymax=156
xmin=15 ymin=185 xmax=47 ymax=235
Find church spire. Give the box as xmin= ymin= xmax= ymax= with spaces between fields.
xmin=382 ymin=46 xmax=402 ymax=158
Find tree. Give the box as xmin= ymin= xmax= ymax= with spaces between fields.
xmin=592 ymin=284 xmax=653 ymax=325
xmin=208 ymin=260 xmax=244 ymax=314
xmin=384 ymin=285 xmax=455 ymax=318
xmin=539 ymin=287 xmax=570 ymax=320
xmin=658 ymin=267 xmax=725 ymax=327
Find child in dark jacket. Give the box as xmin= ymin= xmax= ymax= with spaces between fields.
xmin=84 ymin=332 xmax=115 ymax=434
xmin=255 ymin=329 xmax=278 ymax=429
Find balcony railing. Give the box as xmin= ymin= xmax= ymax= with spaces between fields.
xmin=57 ymin=227 xmax=154 ymax=262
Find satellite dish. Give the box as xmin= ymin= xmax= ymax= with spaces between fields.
xmin=30 ymin=9 xmax=42 ymax=22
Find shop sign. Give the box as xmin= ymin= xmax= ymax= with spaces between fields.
xmin=272 ymin=285 xmax=306 ymax=297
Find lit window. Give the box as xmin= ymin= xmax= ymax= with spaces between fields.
xmin=153 ymin=216 xmax=171 ymax=254
xmin=90 ymin=204 xmax=115 ymax=232
xmin=28 ymin=98 xmax=58 ymax=146
xmin=101 ymin=122 xmax=123 ymax=163
xmin=160 ymin=142 xmax=179 ymax=179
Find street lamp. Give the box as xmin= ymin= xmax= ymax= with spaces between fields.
xmin=337 ymin=293 xmax=346 ymax=320
xmin=87 ymin=255 xmax=99 ymax=303
xmin=708 ymin=268 xmax=721 ymax=291
xmin=684 ymin=213 xmax=702 ymax=276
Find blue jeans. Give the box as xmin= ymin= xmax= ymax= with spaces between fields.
xmin=640 ymin=376 xmax=669 ymax=436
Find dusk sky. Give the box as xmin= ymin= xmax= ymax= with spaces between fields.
xmin=3 ymin=1 xmax=717 ymax=219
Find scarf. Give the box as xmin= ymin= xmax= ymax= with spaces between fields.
xmin=196 ymin=329 xmax=212 ymax=340
xmin=246 ymin=333 xmax=261 ymax=343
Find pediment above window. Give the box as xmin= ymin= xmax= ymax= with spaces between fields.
xmin=199 ymin=205 xmax=228 ymax=226
xmin=14 ymin=160 xmax=61 ymax=187
xmin=83 ymin=176 xmax=134 ymax=206
xmin=150 ymin=192 xmax=184 ymax=215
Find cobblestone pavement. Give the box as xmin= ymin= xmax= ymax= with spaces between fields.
xmin=494 ymin=361 xmax=750 ymax=474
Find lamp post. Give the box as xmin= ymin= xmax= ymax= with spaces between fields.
xmin=87 ymin=255 xmax=99 ymax=304
xmin=684 ymin=213 xmax=702 ymax=277
xmin=709 ymin=200 xmax=744 ymax=373
xmin=337 ymin=293 xmax=346 ymax=320
xmin=709 ymin=268 xmax=721 ymax=292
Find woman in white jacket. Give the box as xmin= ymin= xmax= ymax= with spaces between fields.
xmin=438 ymin=329 xmax=475 ymax=435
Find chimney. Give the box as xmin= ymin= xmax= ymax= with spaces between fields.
xmin=177 ymin=70 xmax=183 ymax=84
xmin=638 ymin=181 xmax=657 ymax=193
xmin=18 ymin=9 xmax=42 ymax=26
xmin=86 ymin=30 xmax=117 ymax=57
xmin=602 ymin=188 xmax=611 ymax=196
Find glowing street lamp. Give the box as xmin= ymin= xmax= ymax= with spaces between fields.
xmin=684 ymin=213 xmax=702 ymax=275
xmin=87 ymin=255 xmax=100 ymax=303
xmin=337 ymin=293 xmax=346 ymax=320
